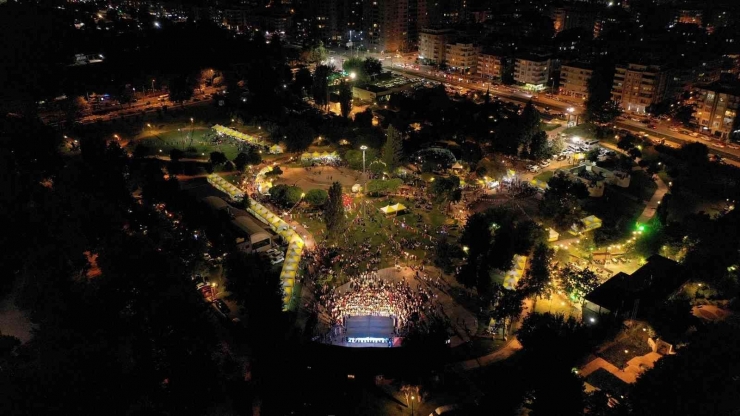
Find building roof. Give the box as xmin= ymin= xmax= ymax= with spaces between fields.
xmin=517 ymin=53 xmax=551 ymax=62
xmin=231 ymin=215 xmax=271 ymax=239
xmin=696 ymin=81 xmax=740 ymax=96
xmin=562 ymin=61 xmax=593 ymax=70
xmin=203 ymin=196 xmax=230 ymax=211
xmin=585 ymin=255 xmax=685 ymax=315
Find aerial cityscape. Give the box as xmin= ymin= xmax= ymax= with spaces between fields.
xmin=1 ymin=0 xmax=740 ymax=414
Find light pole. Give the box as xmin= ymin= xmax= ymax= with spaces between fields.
xmin=410 ymin=395 xmax=415 ymax=416
xmin=361 ymin=145 xmax=368 ymax=217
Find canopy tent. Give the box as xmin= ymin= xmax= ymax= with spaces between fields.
xmin=548 ymin=228 xmax=560 ymax=242
xmin=503 ymin=255 xmax=528 ymax=290
xmin=300 ymin=151 xmax=340 ymax=162
xmin=207 ymin=174 xmax=245 ymax=200
xmin=580 ymin=215 xmax=603 ymax=232
xmin=451 ymin=162 xmax=464 ymax=170
xmin=379 ymin=203 xmax=407 ymax=216
xmin=269 ymin=144 xmax=283 ymax=154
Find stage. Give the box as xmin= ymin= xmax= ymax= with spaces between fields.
xmin=332 ymin=316 xmax=402 ymax=348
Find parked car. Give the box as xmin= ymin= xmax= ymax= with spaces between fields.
xmin=212 ymin=299 xmax=230 ymax=317
xmin=539 ymin=160 xmax=551 ymax=167
xmin=526 ymin=164 xmax=541 ymax=173
xmin=270 ymin=256 xmax=285 ymax=265
xmin=556 ymin=154 xmax=567 ymax=161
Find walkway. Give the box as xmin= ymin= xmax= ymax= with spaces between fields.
xmin=637 ymin=174 xmax=668 ymax=223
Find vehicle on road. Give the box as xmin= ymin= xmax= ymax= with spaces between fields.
xmin=212 ymin=299 xmax=231 ymax=317
xmin=539 ymin=160 xmax=551 ymax=167
xmin=430 ymin=404 xmax=460 ymax=415
xmin=526 ymin=164 xmax=541 ymax=173
xmin=680 ymin=129 xmax=691 ymax=135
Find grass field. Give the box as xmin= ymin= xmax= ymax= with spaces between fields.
xmin=131 ymin=128 xmax=245 ymax=160
xmin=534 ymin=170 xmax=554 ymax=183
xmin=625 ymin=170 xmax=659 ymax=202
xmin=562 ymin=122 xmax=600 ymax=139
xmin=293 ymin=195 xmax=456 ymax=276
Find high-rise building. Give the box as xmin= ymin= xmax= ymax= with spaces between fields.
xmin=363 ymin=0 xmax=427 ymax=52
xmin=611 ymin=63 xmax=668 ymax=114
xmin=311 ymin=0 xmax=339 ymax=40
xmin=478 ymin=50 xmax=504 ymax=81
xmin=515 ymin=54 xmax=551 ymax=88
xmin=418 ymin=28 xmax=455 ymax=65
xmin=693 ymin=82 xmax=740 ymax=140
xmin=560 ymin=62 xmax=593 ymax=99
xmin=551 ymin=5 xmax=597 ymax=34
xmin=445 ymin=42 xmax=479 ymax=74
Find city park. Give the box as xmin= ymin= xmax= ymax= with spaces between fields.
xmin=82 ymin=105 xmax=675 ymax=358
xmin=69 ymin=100 xmax=676 ymax=357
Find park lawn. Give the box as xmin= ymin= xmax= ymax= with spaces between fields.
xmin=534 ymin=170 xmax=554 ymax=183
xmin=540 ymin=122 xmax=559 ymax=132
xmin=562 ymin=122 xmax=599 ymax=139
xmin=625 ymin=170 xmax=658 ymax=202
xmin=133 ymin=128 xmax=243 ymax=160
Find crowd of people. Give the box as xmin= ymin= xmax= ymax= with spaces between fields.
xmin=320 ymin=272 xmax=437 ymax=333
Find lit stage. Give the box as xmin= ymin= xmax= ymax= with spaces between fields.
xmin=335 ymin=316 xmax=402 ymax=348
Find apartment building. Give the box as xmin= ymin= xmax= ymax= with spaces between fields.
xmin=445 ymin=42 xmax=479 ymax=74
xmin=478 ymin=51 xmax=504 ymax=81
xmin=611 ymin=63 xmax=668 ymax=114
xmin=693 ymin=82 xmax=740 ymax=140
xmin=560 ymin=62 xmax=593 ymax=99
xmin=515 ymin=55 xmax=551 ymax=88
xmin=418 ymin=28 xmax=456 ymax=65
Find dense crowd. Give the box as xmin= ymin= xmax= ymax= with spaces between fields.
xmin=320 ymin=272 xmax=437 ymax=333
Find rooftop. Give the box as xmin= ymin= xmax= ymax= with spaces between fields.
xmin=585 ymin=255 xmax=686 ymax=315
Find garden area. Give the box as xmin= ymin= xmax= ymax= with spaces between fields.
xmin=598 ymin=325 xmax=652 ymax=369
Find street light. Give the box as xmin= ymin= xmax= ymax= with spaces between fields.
xmin=410 ymin=395 xmax=415 ymax=416
xmin=350 ymin=72 xmax=357 ymax=80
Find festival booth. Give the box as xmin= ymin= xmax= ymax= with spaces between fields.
xmin=503 ymin=255 xmax=528 ymax=290
xmin=548 ymin=228 xmax=560 ymax=242
xmin=212 ymin=124 xmax=262 ymax=144
xmin=269 ymin=144 xmax=283 ymax=154
xmin=207 ymin=173 xmax=305 ymax=310
xmin=300 ymin=151 xmax=340 ymax=165
xmin=207 ymin=175 xmax=245 ymax=200
xmin=379 ymin=203 xmax=407 ymax=216
xmin=570 ymin=215 xmax=603 ymax=235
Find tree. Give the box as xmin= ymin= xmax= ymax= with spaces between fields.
xmin=169 ymin=148 xmax=184 ymax=162
xmin=304 ymin=189 xmax=328 ymax=206
xmin=381 ymin=125 xmax=403 ymax=169
xmin=270 ymin=184 xmax=303 ymax=207
xmin=366 ymin=178 xmax=402 ymax=195
xmin=342 ymin=57 xmax=369 ymax=83
xmin=294 ymin=67 xmax=313 ymax=95
xmin=560 ymin=265 xmax=599 ymax=305
xmin=431 ymin=176 xmax=461 ymax=205
xmin=491 ymin=287 xmax=525 ymax=337
xmin=519 ymin=101 xmax=542 ymax=150
xmin=338 ymin=80 xmax=352 ymax=118
xmin=233 ymin=152 xmax=249 ymax=171
xmin=312 ymin=64 xmax=332 ymax=109
xmin=586 ymin=61 xmax=617 ymax=123
xmin=117 ymin=85 xmax=134 ymax=108
xmin=629 ymin=323 xmax=740 ymax=416
xmin=283 ymin=120 xmax=315 ymax=152
xmin=64 ymin=96 xmax=89 ymax=125
xmin=345 ymin=148 xmax=378 ymax=170
xmin=209 ymin=151 xmax=227 ymax=165
xmin=520 ymin=243 xmax=553 ymax=299
xmin=354 ymin=108 xmax=373 ymax=127
xmin=307 ymin=41 xmax=328 ymax=63
xmin=323 ymin=182 xmax=345 ymax=234
xmin=528 ymin=131 xmax=551 ymax=160
xmin=363 ymin=57 xmax=382 ymax=77
xmin=539 ymin=172 xmax=589 ymax=228
xmin=224 ymin=251 xmax=284 ymax=340
xmin=168 ymin=74 xmax=195 ymax=104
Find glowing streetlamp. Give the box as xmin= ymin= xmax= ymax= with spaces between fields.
xmin=349 ymin=72 xmax=357 ymax=80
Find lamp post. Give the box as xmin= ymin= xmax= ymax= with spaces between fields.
xmin=410 ymin=395 xmax=415 ymax=416
xmin=361 ymin=145 xmax=368 ymax=217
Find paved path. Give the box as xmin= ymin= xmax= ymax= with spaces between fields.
xmin=453 ymin=338 xmax=523 ymax=371
xmin=637 ymin=174 xmax=668 ymax=223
